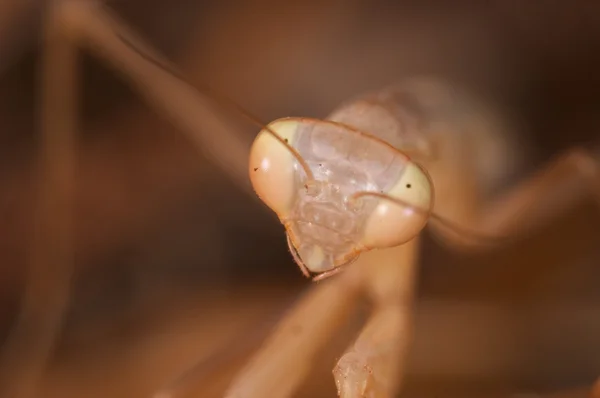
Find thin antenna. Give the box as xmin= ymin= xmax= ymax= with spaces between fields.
xmin=113 ymin=29 xmax=315 ymax=181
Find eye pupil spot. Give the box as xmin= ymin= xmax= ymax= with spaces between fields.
xmin=406 ymin=183 xmax=412 ymax=188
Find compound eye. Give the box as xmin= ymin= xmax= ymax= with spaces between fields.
xmin=249 ymin=120 xmax=300 ymax=218
xmin=361 ymin=162 xmax=433 ymax=249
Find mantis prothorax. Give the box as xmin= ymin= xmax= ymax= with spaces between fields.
xmin=2 ymin=2 xmax=599 ymax=398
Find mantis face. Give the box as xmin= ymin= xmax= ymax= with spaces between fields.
xmin=249 ymin=118 xmax=433 ymax=277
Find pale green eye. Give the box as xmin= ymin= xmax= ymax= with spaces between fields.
xmin=361 ymin=162 xmax=433 ymax=249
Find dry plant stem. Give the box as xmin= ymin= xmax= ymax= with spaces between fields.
xmin=0 ymin=3 xmax=77 ymax=398
xmin=334 ymin=239 xmax=420 ymax=398
xmin=58 ymin=0 xmax=254 ymax=195
xmin=224 ymin=266 xmax=364 ymax=398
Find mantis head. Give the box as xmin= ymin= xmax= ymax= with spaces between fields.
xmin=249 ymin=118 xmax=434 ymax=279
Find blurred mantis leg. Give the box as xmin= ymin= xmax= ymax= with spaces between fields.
xmin=151 ymin=295 xmax=302 ymax=398
xmin=57 ymin=0 xmax=254 ymax=196
xmin=224 ymin=266 xmax=364 ymax=398
xmin=428 ymin=146 xmax=600 ymax=250
xmin=334 ymin=239 xmax=420 ymax=398
xmin=0 ymin=2 xmax=78 ymax=397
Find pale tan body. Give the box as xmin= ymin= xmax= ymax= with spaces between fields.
xmin=224 ymin=83 xmax=600 ymax=397
xmin=0 ymin=2 xmax=599 ymax=398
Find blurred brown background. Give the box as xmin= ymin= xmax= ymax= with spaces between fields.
xmin=0 ymin=0 xmax=599 ymax=397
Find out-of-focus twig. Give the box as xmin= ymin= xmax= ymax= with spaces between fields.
xmin=0 ymin=2 xmax=77 ymax=397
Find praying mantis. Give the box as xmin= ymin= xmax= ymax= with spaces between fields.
xmin=1 ymin=1 xmax=599 ymax=398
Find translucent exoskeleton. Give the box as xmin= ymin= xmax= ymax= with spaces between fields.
xmin=249 ymin=117 xmax=433 ymax=279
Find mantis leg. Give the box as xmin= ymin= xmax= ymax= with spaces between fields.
xmin=427 ymin=145 xmax=600 ymax=250
xmin=0 ymin=4 xmax=78 ymax=398
xmin=151 ymin=267 xmax=363 ymax=398
xmin=333 ymin=238 xmax=420 ymax=398
xmin=223 ymin=266 xmax=364 ymax=398
xmin=56 ymin=0 xmax=254 ymax=196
